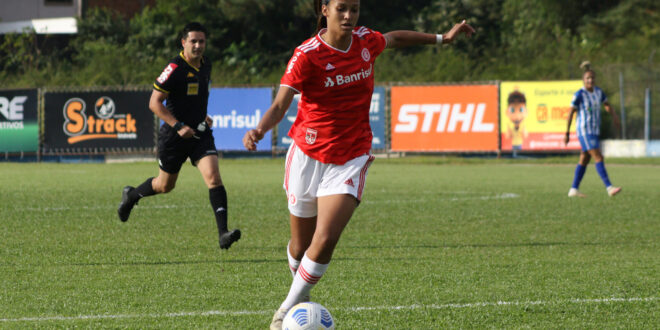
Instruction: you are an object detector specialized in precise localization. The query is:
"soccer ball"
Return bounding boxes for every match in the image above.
[282,302,335,330]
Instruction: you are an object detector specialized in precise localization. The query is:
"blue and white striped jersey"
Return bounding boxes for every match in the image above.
[571,86,607,136]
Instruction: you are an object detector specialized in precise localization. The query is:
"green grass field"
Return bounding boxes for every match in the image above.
[1,157,658,328]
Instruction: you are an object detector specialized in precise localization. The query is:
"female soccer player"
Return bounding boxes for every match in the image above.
[564,62,622,197]
[242,1,474,328]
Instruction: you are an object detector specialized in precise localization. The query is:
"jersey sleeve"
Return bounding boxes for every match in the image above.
[356,26,387,58]
[571,90,582,108]
[153,62,179,93]
[280,49,310,94]
[599,88,608,103]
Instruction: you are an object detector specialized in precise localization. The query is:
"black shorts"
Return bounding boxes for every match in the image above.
[157,125,218,174]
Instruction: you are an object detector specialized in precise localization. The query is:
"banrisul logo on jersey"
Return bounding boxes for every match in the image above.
[43,91,155,152]
[325,64,372,88]
[0,89,38,152]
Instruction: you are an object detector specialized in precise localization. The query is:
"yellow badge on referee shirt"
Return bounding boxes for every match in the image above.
[187,83,199,95]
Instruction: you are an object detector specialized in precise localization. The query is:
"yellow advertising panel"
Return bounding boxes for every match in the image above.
[500,81,583,151]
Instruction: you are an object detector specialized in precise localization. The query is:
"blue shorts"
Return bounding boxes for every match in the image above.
[578,134,600,152]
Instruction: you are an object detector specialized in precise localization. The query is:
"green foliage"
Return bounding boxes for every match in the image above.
[0,0,657,90]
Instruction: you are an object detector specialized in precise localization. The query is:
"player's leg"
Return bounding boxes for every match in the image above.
[288,214,316,276]
[196,154,241,249]
[588,148,621,196]
[271,195,356,330]
[274,153,373,318]
[118,169,178,222]
[118,125,186,222]
[569,136,591,197]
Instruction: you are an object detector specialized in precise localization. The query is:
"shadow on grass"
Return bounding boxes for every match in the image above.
[2,240,633,268]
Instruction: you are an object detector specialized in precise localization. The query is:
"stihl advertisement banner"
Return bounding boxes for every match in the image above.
[500,81,583,151]
[43,91,154,151]
[391,85,499,152]
[0,89,38,152]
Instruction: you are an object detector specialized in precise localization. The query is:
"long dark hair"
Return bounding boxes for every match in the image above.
[315,0,330,34]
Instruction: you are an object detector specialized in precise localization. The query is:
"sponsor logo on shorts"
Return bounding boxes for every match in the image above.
[305,128,317,144]
[344,178,355,188]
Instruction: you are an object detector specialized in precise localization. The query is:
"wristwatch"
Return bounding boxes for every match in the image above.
[173,121,184,131]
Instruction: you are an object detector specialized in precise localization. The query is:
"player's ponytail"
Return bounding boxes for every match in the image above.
[315,0,330,34]
[580,60,594,76]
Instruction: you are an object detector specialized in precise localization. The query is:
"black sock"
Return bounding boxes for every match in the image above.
[209,185,228,234]
[129,177,156,201]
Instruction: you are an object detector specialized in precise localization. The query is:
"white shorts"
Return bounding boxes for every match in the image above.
[283,142,375,218]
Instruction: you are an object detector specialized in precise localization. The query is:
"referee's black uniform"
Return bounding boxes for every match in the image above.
[153,51,217,173]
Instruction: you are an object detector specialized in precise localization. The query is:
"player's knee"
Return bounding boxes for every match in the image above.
[312,233,339,254]
[289,240,310,260]
[153,180,175,193]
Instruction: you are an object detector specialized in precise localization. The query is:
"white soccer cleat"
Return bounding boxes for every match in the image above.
[607,186,622,197]
[568,188,586,198]
[270,307,288,330]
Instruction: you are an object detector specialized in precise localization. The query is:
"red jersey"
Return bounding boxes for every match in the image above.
[281,26,387,165]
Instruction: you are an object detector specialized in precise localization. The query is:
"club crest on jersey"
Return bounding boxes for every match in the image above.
[361,48,370,62]
[305,128,317,144]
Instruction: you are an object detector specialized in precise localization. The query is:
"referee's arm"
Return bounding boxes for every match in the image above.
[149,89,193,137]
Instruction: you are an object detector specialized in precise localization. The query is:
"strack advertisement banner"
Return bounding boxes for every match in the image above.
[207,87,272,151]
[43,90,154,152]
[275,86,387,150]
[500,81,583,151]
[390,85,499,152]
[0,89,38,152]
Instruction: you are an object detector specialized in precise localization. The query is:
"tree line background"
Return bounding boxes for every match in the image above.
[1,0,658,138]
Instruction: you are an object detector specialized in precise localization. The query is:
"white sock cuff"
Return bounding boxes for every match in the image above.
[287,241,300,271]
[300,253,329,276]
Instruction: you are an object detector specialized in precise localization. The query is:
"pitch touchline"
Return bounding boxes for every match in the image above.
[1,297,656,323]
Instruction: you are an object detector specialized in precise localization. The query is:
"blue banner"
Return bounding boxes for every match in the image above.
[208,88,272,151]
[276,86,386,150]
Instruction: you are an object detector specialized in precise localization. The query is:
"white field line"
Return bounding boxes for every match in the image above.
[19,193,519,212]
[1,297,656,323]
[22,205,199,212]
[363,193,520,204]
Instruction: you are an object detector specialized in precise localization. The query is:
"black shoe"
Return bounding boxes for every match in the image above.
[219,229,241,249]
[117,186,137,222]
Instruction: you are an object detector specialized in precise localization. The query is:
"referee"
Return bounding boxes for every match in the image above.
[117,22,241,250]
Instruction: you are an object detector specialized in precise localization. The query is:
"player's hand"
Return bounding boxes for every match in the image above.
[243,128,264,151]
[205,115,213,128]
[564,132,570,146]
[444,20,475,43]
[177,125,195,139]
[613,116,621,133]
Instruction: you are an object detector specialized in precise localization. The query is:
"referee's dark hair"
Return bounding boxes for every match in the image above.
[181,22,208,40]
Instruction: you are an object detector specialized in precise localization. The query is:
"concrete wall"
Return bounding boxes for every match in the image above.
[0,0,79,22]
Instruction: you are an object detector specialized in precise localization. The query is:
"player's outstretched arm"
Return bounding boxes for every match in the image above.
[243,87,296,151]
[603,102,621,132]
[565,107,578,145]
[384,20,475,49]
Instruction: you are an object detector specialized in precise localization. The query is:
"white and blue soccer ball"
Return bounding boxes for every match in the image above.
[282,302,335,330]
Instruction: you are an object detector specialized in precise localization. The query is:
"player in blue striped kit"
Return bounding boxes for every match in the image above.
[564,62,621,197]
